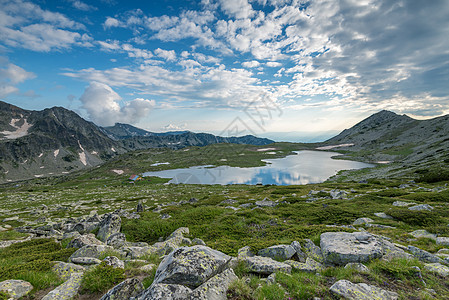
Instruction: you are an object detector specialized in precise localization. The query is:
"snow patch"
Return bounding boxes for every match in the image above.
[111,147,116,152]
[0,118,32,139]
[34,174,43,178]
[38,153,43,158]
[40,166,44,169]
[91,151,98,155]
[150,162,170,166]
[79,152,87,166]
[112,169,124,175]
[54,149,60,158]
[77,140,85,151]
[257,148,277,152]
[266,152,276,154]
[376,161,392,164]
[316,143,355,150]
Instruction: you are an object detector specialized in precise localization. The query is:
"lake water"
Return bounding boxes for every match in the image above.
[143,150,373,185]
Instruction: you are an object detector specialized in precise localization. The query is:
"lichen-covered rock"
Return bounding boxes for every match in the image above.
[344,263,369,272]
[189,268,238,300]
[69,244,113,261]
[151,227,190,255]
[244,256,292,275]
[284,258,323,273]
[140,264,156,272]
[257,244,296,261]
[100,278,144,300]
[70,257,102,265]
[153,245,231,289]
[330,279,398,300]
[290,241,307,262]
[237,246,254,259]
[255,199,277,207]
[0,280,33,299]
[424,263,449,277]
[41,272,83,300]
[321,232,383,265]
[139,283,192,300]
[353,218,374,225]
[106,232,127,249]
[67,233,104,249]
[303,239,324,263]
[408,204,434,211]
[192,238,206,246]
[374,212,393,219]
[97,214,121,242]
[409,230,437,241]
[103,256,125,269]
[392,201,415,207]
[380,239,413,261]
[52,261,85,281]
[436,237,449,246]
[408,246,443,263]
[121,246,155,259]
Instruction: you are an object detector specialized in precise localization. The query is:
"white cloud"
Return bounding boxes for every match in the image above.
[218,0,254,19]
[242,60,260,68]
[162,123,186,131]
[154,48,176,61]
[103,17,121,28]
[79,82,155,126]
[266,61,282,67]
[70,0,97,11]
[0,60,35,98]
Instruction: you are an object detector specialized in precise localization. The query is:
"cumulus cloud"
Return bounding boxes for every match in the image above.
[0,60,35,98]
[162,123,187,131]
[0,0,91,51]
[103,17,121,28]
[70,0,97,11]
[79,82,155,126]
[154,48,176,61]
[218,0,254,19]
[242,60,261,68]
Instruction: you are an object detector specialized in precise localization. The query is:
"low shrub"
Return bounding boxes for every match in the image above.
[388,208,441,227]
[81,262,125,293]
[417,168,449,183]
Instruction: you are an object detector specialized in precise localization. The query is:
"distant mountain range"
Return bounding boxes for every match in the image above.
[0,101,273,182]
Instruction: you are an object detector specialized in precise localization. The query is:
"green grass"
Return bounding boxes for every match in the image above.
[80,262,125,293]
[0,230,28,240]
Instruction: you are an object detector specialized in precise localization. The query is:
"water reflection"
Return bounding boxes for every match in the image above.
[143,150,373,185]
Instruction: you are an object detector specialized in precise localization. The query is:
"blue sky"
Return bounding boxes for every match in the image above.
[1,0,449,142]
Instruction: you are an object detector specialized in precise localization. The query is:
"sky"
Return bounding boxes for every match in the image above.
[1,0,449,142]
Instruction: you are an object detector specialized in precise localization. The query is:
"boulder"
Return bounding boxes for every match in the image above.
[237,246,254,259]
[320,232,383,265]
[97,214,121,242]
[152,245,231,289]
[139,283,192,300]
[353,218,374,225]
[424,263,449,277]
[106,232,127,249]
[243,256,292,275]
[408,246,443,263]
[303,239,324,263]
[192,238,206,246]
[409,230,437,241]
[330,189,348,199]
[284,258,323,273]
[67,233,104,249]
[52,261,85,281]
[41,272,83,300]
[140,264,156,273]
[100,278,144,300]
[436,237,449,246]
[255,199,277,207]
[408,204,434,211]
[121,246,155,259]
[70,257,102,265]
[136,201,144,213]
[330,279,398,300]
[189,268,238,300]
[392,201,415,207]
[374,213,393,219]
[257,244,296,261]
[103,256,125,269]
[344,263,369,272]
[69,244,113,261]
[0,280,33,299]
[290,241,307,262]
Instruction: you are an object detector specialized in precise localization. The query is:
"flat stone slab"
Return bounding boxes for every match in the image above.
[257,244,296,261]
[353,218,374,225]
[189,269,238,300]
[424,263,449,277]
[436,237,449,246]
[52,261,85,281]
[41,272,83,300]
[408,204,434,211]
[244,256,291,275]
[0,280,33,299]
[410,230,437,240]
[330,279,398,300]
[321,232,383,265]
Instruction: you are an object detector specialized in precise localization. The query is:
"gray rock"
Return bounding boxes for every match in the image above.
[436,237,449,246]
[189,268,238,300]
[408,204,434,211]
[67,233,104,249]
[137,201,144,213]
[62,231,81,240]
[257,244,296,261]
[70,257,102,265]
[221,199,237,205]
[97,214,121,242]
[344,263,369,272]
[106,232,127,249]
[392,201,415,207]
[69,244,113,260]
[100,278,144,300]
[321,232,383,265]
[121,246,154,259]
[330,189,348,199]
[353,218,374,225]
[303,239,324,263]
[243,256,292,275]
[52,261,85,281]
[330,279,398,300]
[41,272,83,300]
[284,258,323,273]
[0,280,33,299]
[139,283,192,300]
[192,238,206,246]
[238,246,254,258]
[103,256,125,269]
[409,230,437,241]
[374,212,393,219]
[408,246,443,263]
[290,241,307,262]
[140,264,156,272]
[424,263,449,277]
[255,199,277,207]
[153,245,231,289]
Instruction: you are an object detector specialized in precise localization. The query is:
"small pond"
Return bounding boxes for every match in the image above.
[143,150,373,185]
